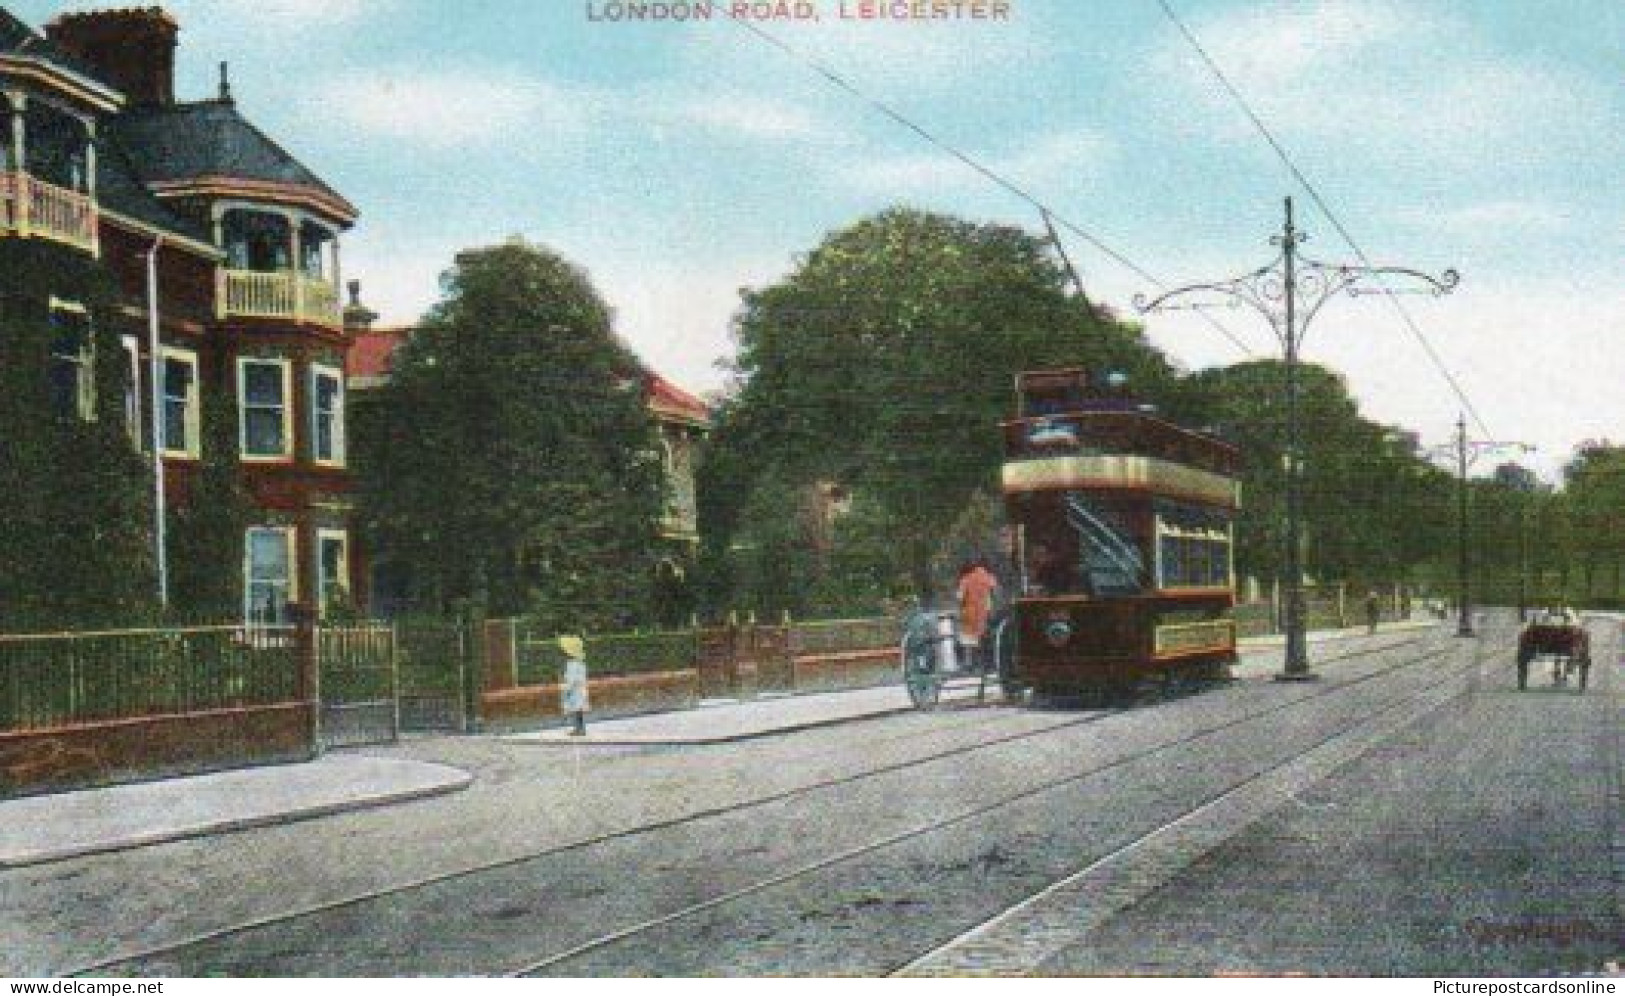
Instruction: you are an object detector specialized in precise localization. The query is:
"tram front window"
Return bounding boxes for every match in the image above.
[1022,492,1148,598]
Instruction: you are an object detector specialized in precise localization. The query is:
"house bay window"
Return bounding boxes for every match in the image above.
[310,364,344,465]
[245,527,295,624]
[161,348,200,457]
[239,357,291,459]
[46,301,93,421]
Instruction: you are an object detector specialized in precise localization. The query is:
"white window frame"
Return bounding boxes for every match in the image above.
[238,357,293,461]
[120,335,141,447]
[243,526,298,624]
[47,297,94,422]
[309,363,345,467]
[316,528,350,618]
[160,346,201,459]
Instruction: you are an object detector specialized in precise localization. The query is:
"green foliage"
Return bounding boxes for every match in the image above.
[0,241,157,631]
[701,207,1173,610]
[356,239,667,630]
[1172,359,1454,588]
[167,349,254,620]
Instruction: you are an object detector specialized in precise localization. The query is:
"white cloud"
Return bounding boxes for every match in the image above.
[838,127,1115,196]
[665,93,822,140]
[1393,200,1571,238]
[317,68,586,150]
[1148,0,1616,169]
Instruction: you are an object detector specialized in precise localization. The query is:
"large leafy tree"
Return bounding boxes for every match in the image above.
[356,241,666,629]
[700,207,1174,610]
[1559,442,1625,604]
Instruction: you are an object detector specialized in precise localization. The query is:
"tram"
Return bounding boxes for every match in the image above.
[998,369,1241,695]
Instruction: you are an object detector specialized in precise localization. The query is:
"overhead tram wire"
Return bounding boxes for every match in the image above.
[726,16,1255,359]
[1154,0,1491,437]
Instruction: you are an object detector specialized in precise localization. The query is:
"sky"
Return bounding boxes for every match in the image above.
[13,0,1623,481]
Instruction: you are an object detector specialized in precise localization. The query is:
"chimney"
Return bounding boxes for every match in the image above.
[46,8,180,108]
[343,280,378,334]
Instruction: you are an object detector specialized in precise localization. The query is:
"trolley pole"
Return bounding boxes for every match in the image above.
[1456,415,1472,637]
[1136,197,1457,679]
[1426,418,1534,639]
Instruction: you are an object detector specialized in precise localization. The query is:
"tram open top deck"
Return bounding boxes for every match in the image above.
[998,369,1241,693]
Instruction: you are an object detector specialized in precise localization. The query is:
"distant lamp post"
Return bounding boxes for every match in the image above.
[1424,418,1534,637]
[1136,197,1458,679]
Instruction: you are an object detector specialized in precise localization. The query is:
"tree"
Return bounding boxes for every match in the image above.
[1560,441,1625,605]
[1172,360,1453,590]
[0,241,156,630]
[356,240,667,629]
[701,207,1173,611]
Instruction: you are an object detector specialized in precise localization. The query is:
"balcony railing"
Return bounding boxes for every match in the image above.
[0,171,98,254]
[220,268,341,326]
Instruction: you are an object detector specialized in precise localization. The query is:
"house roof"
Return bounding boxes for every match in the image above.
[109,99,357,224]
[0,7,108,84]
[346,326,412,385]
[344,324,711,426]
[646,372,711,426]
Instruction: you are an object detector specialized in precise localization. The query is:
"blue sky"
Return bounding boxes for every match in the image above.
[15,0,1623,479]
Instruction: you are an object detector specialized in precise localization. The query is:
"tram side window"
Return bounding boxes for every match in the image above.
[1155,500,1232,590]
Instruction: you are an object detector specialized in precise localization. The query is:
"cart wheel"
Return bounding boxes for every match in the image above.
[901,633,941,710]
[1578,658,1590,692]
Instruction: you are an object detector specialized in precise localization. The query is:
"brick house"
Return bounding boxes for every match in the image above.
[1,6,360,621]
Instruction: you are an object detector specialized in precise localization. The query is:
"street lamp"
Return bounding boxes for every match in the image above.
[1136,197,1457,679]
[1423,417,1534,637]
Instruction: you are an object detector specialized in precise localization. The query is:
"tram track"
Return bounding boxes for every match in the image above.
[512,630,1485,977]
[74,627,1460,976]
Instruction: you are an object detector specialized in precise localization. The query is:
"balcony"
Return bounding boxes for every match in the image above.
[219,269,340,326]
[0,171,98,253]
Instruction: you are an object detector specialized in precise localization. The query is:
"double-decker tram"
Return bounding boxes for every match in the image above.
[998,369,1241,696]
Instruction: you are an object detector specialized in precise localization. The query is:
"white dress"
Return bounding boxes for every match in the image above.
[561,659,590,713]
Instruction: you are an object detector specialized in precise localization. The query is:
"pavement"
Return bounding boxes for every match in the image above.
[0,754,471,870]
[0,617,1440,872]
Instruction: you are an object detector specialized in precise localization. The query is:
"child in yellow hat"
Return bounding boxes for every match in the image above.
[559,635,589,736]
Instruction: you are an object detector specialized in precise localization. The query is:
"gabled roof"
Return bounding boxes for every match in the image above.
[647,372,711,427]
[109,99,356,224]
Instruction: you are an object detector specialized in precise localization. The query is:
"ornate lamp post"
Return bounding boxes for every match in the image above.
[1424,418,1534,637]
[1136,197,1457,679]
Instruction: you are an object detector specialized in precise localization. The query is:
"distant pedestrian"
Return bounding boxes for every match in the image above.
[1365,590,1381,635]
[559,635,589,736]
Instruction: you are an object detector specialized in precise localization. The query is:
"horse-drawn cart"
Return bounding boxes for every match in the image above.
[1516,609,1590,691]
[900,608,1014,709]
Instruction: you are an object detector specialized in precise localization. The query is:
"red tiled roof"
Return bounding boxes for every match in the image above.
[346,326,412,382]
[344,325,711,426]
[647,372,711,424]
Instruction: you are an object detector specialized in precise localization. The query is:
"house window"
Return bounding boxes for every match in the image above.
[317,530,350,617]
[239,358,291,459]
[161,348,200,457]
[121,336,141,446]
[47,302,93,421]
[245,527,296,624]
[310,364,344,465]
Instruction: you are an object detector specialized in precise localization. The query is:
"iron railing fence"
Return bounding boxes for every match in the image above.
[0,624,298,732]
